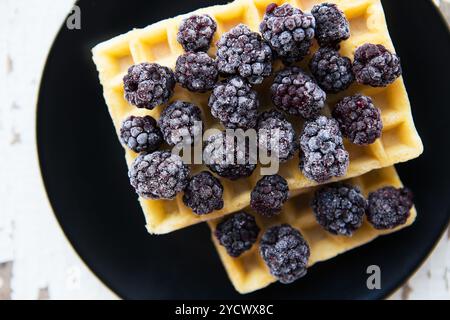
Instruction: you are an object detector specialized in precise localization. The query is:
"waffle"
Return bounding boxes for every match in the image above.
[208,166,417,294]
[92,0,423,234]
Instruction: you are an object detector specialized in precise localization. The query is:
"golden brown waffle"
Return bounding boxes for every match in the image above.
[92,0,423,234]
[208,166,417,294]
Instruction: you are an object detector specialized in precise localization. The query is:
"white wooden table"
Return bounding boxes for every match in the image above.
[0,0,448,300]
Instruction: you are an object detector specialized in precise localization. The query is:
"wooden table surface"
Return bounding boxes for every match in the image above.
[0,0,448,300]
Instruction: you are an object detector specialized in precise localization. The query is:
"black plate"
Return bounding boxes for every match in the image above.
[37,0,450,299]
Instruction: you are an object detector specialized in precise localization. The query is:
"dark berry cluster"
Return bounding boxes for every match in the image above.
[312,183,367,236]
[129,151,190,200]
[367,187,413,229]
[260,224,310,284]
[251,174,289,218]
[215,212,260,257]
[209,76,259,130]
[257,110,297,163]
[175,52,218,92]
[183,171,224,215]
[177,14,217,52]
[271,66,326,119]
[299,116,349,183]
[333,95,383,145]
[120,115,163,153]
[217,24,273,85]
[158,101,203,146]
[311,3,350,47]
[123,63,175,110]
[260,3,316,63]
[310,47,354,93]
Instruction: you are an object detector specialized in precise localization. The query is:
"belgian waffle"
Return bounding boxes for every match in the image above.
[92,0,423,234]
[208,166,417,294]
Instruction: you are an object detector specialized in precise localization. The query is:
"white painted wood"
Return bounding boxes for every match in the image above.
[0,0,448,300]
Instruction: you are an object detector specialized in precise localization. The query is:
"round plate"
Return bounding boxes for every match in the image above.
[37,0,450,299]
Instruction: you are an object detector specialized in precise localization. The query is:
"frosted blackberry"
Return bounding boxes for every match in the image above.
[353,44,402,87]
[260,3,316,63]
[128,151,190,200]
[215,212,260,257]
[183,171,224,215]
[123,63,175,110]
[312,184,367,236]
[257,110,296,163]
[177,14,217,52]
[175,52,218,92]
[333,95,383,145]
[216,24,273,85]
[204,131,256,180]
[367,187,413,230]
[260,224,310,284]
[158,101,203,146]
[299,116,349,183]
[208,77,259,130]
[251,175,289,218]
[271,66,326,119]
[310,47,354,93]
[311,3,350,47]
[119,115,163,153]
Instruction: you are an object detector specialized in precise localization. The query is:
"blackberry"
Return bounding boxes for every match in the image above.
[119,115,163,153]
[332,95,383,145]
[312,184,367,236]
[260,224,310,284]
[311,3,350,47]
[216,24,273,85]
[309,47,354,93]
[271,66,326,119]
[123,63,175,110]
[260,3,315,63]
[215,212,260,257]
[257,110,296,163]
[353,44,402,87]
[299,116,349,183]
[177,14,217,52]
[204,131,257,180]
[128,151,190,200]
[251,175,289,218]
[158,101,203,146]
[175,52,218,92]
[208,77,259,130]
[183,171,224,215]
[367,187,413,230]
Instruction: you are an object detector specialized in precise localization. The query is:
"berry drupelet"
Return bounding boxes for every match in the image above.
[204,131,257,180]
[309,47,354,93]
[257,110,297,163]
[332,95,383,145]
[119,115,163,153]
[128,151,190,200]
[260,3,316,63]
[175,52,218,92]
[208,76,259,130]
[260,224,310,284]
[312,183,367,236]
[299,116,349,183]
[158,101,203,146]
[251,174,289,218]
[177,14,217,52]
[271,66,326,119]
[215,211,260,257]
[183,171,224,215]
[367,187,413,229]
[353,43,402,87]
[123,63,175,110]
[311,3,350,47]
[216,24,273,85]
